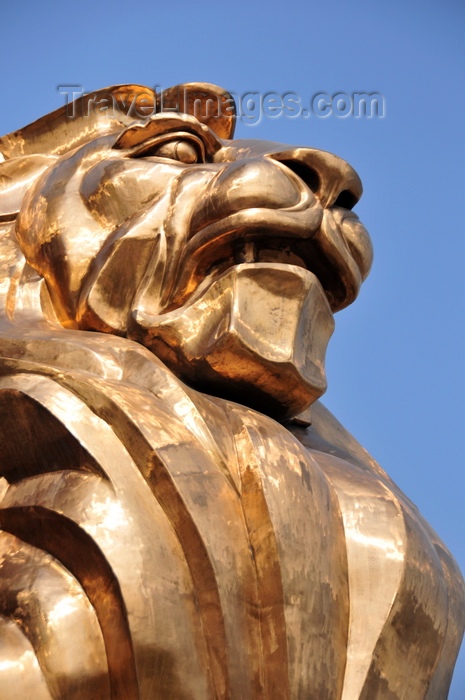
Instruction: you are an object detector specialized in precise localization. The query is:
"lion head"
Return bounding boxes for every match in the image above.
[0,83,372,419]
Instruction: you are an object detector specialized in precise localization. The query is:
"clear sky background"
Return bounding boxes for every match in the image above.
[1,0,464,695]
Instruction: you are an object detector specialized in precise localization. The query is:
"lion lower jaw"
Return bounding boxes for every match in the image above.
[129,263,334,421]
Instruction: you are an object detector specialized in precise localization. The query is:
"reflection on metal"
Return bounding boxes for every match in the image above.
[0,83,463,699]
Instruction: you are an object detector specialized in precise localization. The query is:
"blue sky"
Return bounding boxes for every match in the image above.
[1,0,464,694]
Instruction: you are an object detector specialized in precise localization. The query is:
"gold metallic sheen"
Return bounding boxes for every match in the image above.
[0,84,463,699]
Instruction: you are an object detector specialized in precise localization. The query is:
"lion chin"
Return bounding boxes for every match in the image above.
[0,83,463,700]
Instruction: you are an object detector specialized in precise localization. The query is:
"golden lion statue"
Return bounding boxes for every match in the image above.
[0,83,463,699]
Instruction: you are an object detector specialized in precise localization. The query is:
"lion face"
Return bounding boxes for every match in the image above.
[9,84,372,419]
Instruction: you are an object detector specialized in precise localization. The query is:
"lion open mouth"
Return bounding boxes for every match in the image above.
[167,206,371,314]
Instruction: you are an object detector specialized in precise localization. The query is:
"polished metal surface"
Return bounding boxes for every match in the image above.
[0,83,463,699]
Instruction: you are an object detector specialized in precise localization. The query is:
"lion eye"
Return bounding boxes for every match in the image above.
[117,126,207,163]
[148,139,200,164]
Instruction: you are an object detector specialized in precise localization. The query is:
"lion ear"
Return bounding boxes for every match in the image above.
[0,154,58,221]
[160,83,236,139]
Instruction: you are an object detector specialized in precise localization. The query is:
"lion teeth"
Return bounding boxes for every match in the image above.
[234,241,257,264]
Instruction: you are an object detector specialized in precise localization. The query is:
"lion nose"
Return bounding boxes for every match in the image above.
[189,157,305,233]
[217,157,303,208]
[267,147,363,209]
